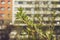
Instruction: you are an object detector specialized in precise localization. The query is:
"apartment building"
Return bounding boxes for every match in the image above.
[0,0,12,25]
[12,0,60,26]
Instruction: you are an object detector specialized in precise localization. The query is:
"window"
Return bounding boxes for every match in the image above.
[34,7,40,11]
[0,20,4,26]
[0,14,4,17]
[8,7,11,11]
[34,8,38,11]
[15,1,23,4]
[43,1,48,4]
[52,8,60,11]
[18,1,23,4]
[52,1,60,4]
[1,1,5,4]
[35,1,39,4]
[27,1,32,4]
[26,14,31,17]
[25,8,31,11]
[8,1,11,4]
[1,7,5,11]
[8,0,10,1]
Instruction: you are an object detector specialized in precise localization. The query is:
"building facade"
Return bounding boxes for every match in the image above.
[0,0,12,25]
[12,0,60,26]
[12,0,60,40]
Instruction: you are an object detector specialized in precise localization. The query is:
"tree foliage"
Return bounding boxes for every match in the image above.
[15,1,56,39]
[15,6,56,40]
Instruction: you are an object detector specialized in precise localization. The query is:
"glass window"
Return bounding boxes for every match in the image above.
[8,1,11,4]
[34,7,40,11]
[0,14,4,17]
[52,8,60,11]
[27,1,32,4]
[8,7,11,10]
[15,1,23,4]
[26,14,31,17]
[1,1,5,4]
[35,1,39,4]
[1,7,5,11]
[52,1,60,4]
[8,0,10,1]
[18,1,23,4]
[25,8,31,11]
